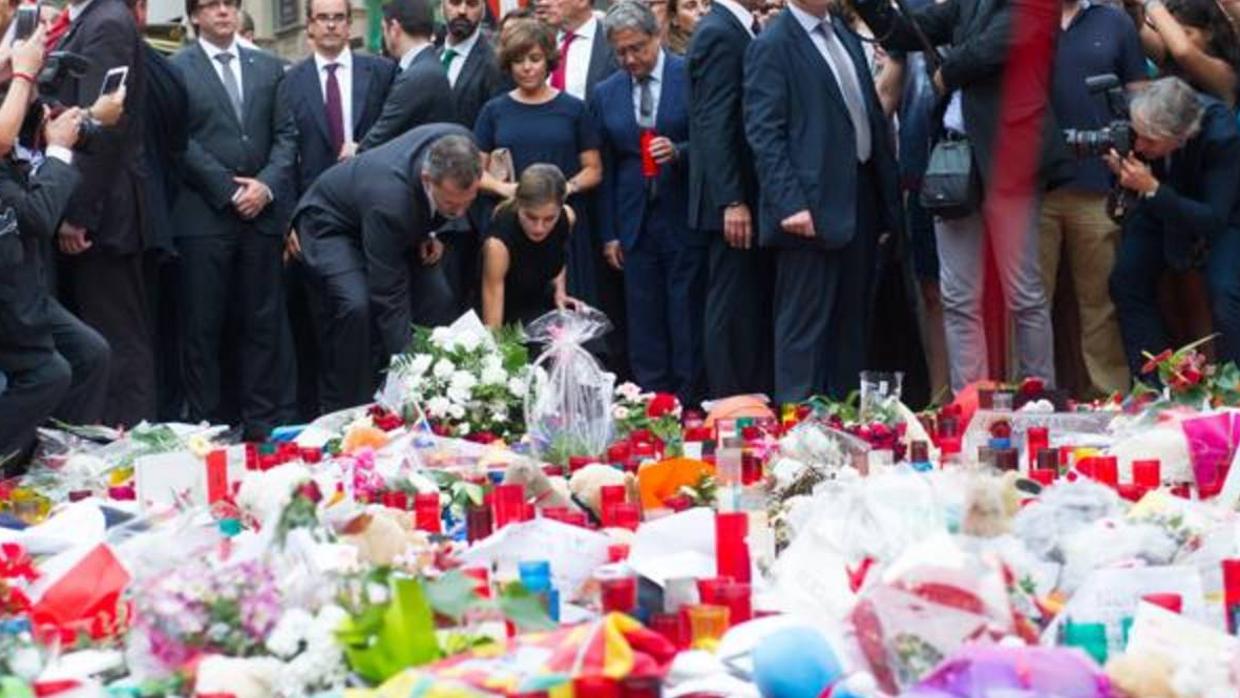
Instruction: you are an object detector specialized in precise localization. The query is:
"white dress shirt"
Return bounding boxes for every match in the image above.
[443,27,481,88]
[315,48,354,144]
[561,15,598,101]
[200,37,245,99]
[715,0,757,37]
[631,49,665,127]
[398,41,433,72]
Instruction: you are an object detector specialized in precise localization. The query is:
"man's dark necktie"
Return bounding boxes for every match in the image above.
[751,17,762,35]
[324,63,345,155]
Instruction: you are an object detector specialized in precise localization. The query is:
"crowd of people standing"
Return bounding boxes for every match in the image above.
[5,0,1240,468]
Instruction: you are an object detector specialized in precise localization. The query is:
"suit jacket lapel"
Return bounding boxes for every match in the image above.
[833,17,884,125]
[298,60,332,146]
[239,46,259,129]
[786,14,848,114]
[456,47,482,95]
[352,59,372,131]
[193,43,243,129]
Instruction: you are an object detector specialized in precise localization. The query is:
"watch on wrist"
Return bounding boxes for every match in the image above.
[1142,185,1158,199]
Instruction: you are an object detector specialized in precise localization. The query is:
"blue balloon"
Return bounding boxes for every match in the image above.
[752,626,851,698]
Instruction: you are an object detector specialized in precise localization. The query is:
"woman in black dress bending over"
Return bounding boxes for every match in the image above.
[481,164,580,328]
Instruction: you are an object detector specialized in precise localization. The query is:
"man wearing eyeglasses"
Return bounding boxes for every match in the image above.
[279,0,396,418]
[170,0,297,440]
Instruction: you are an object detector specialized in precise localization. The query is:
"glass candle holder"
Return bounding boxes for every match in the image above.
[686,604,730,650]
[599,574,638,614]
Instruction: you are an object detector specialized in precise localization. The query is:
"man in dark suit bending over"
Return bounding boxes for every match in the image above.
[687,0,772,399]
[293,125,482,411]
[743,0,902,404]
[359,0,456,151]
[171,0,297,439]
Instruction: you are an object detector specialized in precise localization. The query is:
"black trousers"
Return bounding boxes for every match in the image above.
[62,251,155,427]
[285,257,321,422]
[772,163,879,404]
[306,266,374,413]
[177,233,291,437]
[703,232,775,400]
[0,301,110,469]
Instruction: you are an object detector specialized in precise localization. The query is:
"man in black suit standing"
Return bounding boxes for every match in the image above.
[687,0,772,400]
[744,0,903,404]
[358,0,455,151]
[281,0,397,418]
[171,0,297,439]
[441,0,502,129]
[53,0,151,428]
[293,125,482,410]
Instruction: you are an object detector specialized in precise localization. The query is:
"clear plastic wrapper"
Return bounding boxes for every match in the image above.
[523,307,616,463]
[903,645,1112,698]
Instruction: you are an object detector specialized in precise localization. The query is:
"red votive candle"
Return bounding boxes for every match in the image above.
[697,577,732,606]
[1132,459,1161,488]
[1030,469,1057,487]
[717,580,753,626]
[610,502,641,531]
[619,675,662,698]
[630,429,653,444]
[1223,559,1240,633]
[466,504,492,542]
[1094,456,1119,487]
[1142,593,1183,614]
[599,485,627,526]
[540,506,569,521]
[649,611,686,649]
[600,574,638,614]
[414,492,441,533]
[562,510,588,528]
[1025,426,1049,469]
[716,512,750,583]
[633,441,657,462]
[607,442,632,464]
[493,484,524,529]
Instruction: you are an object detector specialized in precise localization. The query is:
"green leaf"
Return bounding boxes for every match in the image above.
[425,570,481,622]
[497,582,557,632]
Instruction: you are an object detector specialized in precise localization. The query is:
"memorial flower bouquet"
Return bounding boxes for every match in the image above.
[612,383,683,454]
[385,314,531,443]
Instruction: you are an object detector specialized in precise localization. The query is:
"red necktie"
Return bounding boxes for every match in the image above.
[549,31,576,90]
[324,63,345,156]
[46,7,71,49]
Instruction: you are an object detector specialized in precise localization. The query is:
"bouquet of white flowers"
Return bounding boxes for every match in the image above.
[381,312,531,443]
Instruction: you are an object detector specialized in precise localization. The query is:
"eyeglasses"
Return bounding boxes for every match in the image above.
[312,12,348,23]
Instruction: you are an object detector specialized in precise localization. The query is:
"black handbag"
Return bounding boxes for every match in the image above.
[919,137,980,220]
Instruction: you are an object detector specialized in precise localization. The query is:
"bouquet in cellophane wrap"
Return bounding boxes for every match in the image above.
[523,308,616,465]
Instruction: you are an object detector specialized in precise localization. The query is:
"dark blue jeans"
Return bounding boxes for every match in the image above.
[1110,215,1240,374]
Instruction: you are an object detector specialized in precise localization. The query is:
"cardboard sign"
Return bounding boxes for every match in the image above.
[134,447,245,511]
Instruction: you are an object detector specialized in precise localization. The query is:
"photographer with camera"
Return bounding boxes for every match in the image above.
[0,25,111,472]
[1108,77,1240,376]
[1040,0,1147,398]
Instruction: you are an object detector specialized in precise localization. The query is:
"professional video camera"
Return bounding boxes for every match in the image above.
[1063,74,1132,158]
[9,51,101,150]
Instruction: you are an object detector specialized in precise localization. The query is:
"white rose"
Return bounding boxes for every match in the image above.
[427,396,451,417]
[447,385,471,405]
[450,371,478,392]
[448,404,466,420]
[483,354,503,372]
[481,365,508,386]
[433,358,455,379]
[430,327,453,349]
[409,354,433,377]
[616,382,643,401]
[508,376,528,396]
[456,331,482,352]
[613,406,630,420]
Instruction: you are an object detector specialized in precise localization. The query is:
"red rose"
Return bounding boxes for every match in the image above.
[646,393,679,418]
[1019,377,1045,397]
[467,431,498,444]
[990,420,1012,439]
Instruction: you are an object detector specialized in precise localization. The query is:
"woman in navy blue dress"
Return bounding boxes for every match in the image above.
[474,18,603,308]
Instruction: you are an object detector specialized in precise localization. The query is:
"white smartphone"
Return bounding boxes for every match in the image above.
[99,66,129,97]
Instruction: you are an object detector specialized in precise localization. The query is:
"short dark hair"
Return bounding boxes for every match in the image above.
[498,17,559,75]
[381,0,435,37]
[306,0,352,20]
[424,134,483,188]
[185,0,240,27]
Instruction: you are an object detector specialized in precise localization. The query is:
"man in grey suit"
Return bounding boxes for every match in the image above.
[171,0,297,440]
[293,125,481,411]
[358,0,456,151]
